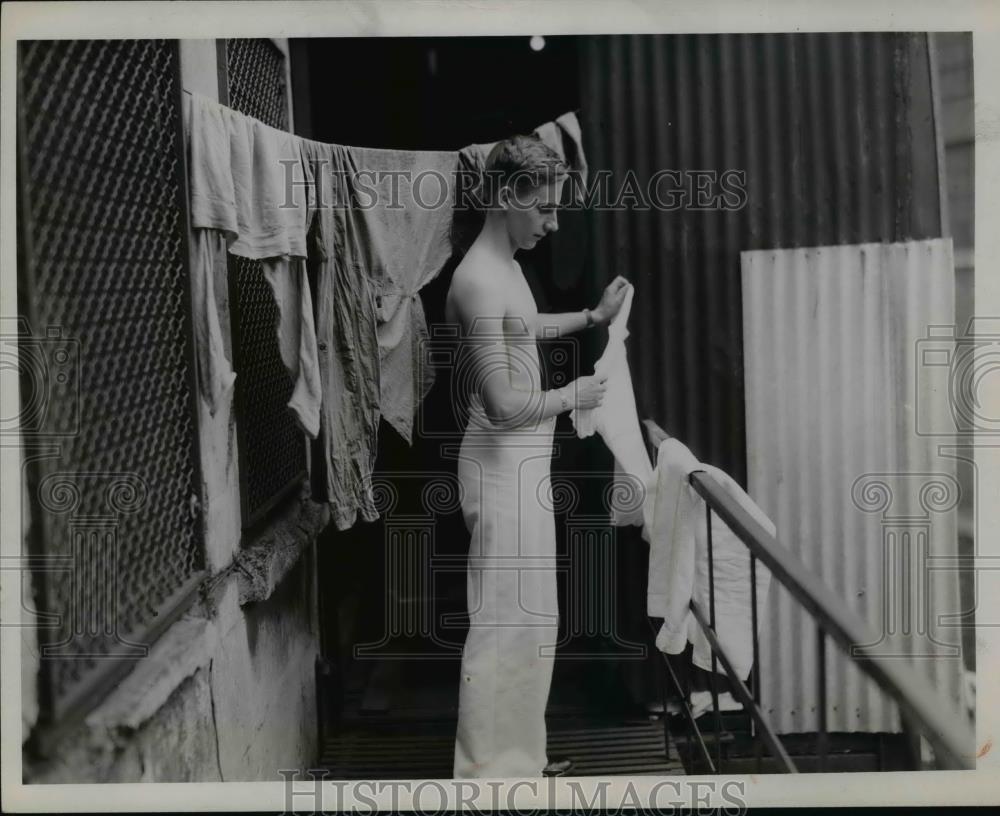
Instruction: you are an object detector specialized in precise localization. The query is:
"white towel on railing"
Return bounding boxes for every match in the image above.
[645,437,773,681]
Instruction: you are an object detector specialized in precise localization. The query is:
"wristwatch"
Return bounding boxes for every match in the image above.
[557,387,570,412]
[584,307,595,328]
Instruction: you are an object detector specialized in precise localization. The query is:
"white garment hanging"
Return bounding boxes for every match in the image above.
[186,91,322,436]
[644,437,773,682]
[189,229,236,416]
[262,258,321,438]
[570,283,652,526]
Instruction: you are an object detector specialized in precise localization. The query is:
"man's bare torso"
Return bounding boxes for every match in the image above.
[445,250,542,392]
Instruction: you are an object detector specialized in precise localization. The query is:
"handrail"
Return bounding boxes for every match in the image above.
[643,419,974,771]
[686,599,798,771]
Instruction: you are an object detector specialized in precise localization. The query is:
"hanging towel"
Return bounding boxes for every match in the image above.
[189,229,237,416]
[186,91,321,436]
[645,437,773,681]
[187,92,313,257]
[569,284,652,526]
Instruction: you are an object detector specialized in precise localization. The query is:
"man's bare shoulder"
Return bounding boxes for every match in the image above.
[452,248,509,296]
[447,249,511,326]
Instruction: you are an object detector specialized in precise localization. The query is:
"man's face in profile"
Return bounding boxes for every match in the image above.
[506,176,565,251]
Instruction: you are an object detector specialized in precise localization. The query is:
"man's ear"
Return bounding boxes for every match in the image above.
[497,185,511,211]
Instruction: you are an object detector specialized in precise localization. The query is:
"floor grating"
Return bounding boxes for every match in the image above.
[320,716,685,779]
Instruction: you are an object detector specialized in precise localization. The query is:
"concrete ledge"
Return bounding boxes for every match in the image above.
[66,494,329,734]
[85,615,218,732]
[234,493,330,606]
[26,494,328,771]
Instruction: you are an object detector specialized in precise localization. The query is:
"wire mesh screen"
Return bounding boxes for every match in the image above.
[16,39,205,723]
[223,39,306,525]
[229,256,310,516]
[225,38,289,131]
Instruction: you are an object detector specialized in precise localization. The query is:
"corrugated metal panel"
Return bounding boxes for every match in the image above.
[742,238,964,735]
[573,33,942,484]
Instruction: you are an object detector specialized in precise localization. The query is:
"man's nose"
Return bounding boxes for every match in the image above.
[545,214,559,234]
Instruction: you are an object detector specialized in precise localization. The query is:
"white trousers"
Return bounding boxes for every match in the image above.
[453,401,559,778]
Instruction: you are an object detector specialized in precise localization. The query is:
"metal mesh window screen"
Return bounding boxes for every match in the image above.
[229,256,309,517]
[225,38,289,131]
[16,39,205,725]
[223,39,306,525]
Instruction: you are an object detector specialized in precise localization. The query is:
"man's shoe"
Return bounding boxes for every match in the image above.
[542,757,574,776]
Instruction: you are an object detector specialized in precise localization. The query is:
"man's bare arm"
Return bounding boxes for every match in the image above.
[534,310,598,338]
[532,275,631,338]
[453,278,569,429]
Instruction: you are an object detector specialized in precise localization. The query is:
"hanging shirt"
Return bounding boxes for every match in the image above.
[261,257,321,438]
[334,146,463,445]
[569,284,652,526]
[296,139,382,529]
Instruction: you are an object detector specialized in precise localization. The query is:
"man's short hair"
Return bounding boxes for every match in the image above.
[482,134,568,204]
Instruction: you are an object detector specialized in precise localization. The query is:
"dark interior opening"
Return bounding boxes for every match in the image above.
[293,35,658,732]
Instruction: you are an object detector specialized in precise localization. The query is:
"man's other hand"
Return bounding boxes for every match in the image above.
[593,276,630,325]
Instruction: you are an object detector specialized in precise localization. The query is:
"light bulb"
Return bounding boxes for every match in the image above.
[530,35,546,52]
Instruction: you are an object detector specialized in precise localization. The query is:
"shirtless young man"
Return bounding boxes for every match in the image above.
[445,134,628,778]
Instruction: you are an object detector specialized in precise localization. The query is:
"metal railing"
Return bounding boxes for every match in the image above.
[642,419,974,772]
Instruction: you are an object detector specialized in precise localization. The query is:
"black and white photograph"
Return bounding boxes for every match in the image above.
[2,0,998,810]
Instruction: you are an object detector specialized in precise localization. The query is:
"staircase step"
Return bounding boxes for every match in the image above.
[712,752,881,774]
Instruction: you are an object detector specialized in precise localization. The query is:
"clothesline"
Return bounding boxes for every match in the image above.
[182,87,584,141]
[184,88,590,530]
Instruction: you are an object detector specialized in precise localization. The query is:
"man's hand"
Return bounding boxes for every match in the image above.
[571,373,609,410]
[592,276,630,326]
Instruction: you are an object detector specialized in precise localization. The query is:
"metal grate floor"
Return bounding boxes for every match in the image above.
[320,717,686,779]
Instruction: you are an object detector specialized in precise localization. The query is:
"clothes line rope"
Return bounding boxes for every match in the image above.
[182,89,590,530]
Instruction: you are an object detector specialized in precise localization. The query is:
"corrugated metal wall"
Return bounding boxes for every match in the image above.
[572,33,943,485]
[742,239,964,735]
[932,32,976,675]
[571,33,955,737]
